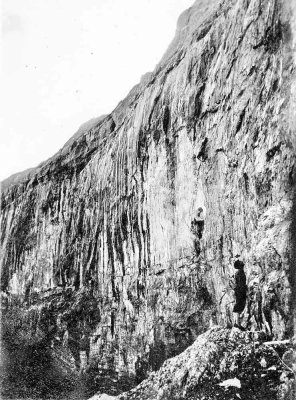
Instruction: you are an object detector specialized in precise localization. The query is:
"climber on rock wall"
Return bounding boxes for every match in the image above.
[190,207,205,257]
[196,207,205,239]
[231,255,247,330]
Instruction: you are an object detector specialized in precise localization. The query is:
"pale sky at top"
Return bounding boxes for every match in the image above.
[1,0,193,181]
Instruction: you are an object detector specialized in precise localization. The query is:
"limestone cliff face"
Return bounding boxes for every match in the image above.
[1,0,295,380]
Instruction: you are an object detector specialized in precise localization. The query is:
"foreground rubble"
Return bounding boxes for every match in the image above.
[111,327,295,400]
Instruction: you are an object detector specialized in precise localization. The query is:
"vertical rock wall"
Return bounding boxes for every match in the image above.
[1,0,295,378]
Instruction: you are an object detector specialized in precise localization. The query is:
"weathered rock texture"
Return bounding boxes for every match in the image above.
[116,327,295,400]
[1,0,295,388]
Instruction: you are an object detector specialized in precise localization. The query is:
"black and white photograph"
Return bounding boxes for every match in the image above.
[1,0,296,399]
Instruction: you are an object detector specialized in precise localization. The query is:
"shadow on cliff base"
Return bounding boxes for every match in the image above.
[0,308,88,400]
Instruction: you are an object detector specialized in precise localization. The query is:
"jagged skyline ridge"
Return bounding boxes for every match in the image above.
[1,0,193,182]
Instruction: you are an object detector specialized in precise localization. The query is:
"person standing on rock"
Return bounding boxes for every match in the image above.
[231,255,247,330]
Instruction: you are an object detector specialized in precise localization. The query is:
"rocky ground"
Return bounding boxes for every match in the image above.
[104,327,295,400]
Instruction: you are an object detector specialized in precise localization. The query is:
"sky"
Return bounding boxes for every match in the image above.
[1,0,193,181]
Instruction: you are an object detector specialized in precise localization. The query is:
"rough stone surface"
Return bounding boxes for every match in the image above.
[89,394,116,400]
[1,0,296,395]
[116,327,295,400]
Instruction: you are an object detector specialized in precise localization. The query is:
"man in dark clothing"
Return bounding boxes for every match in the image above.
[232,255,247,329]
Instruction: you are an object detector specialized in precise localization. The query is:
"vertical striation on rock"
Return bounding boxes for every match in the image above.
[1,0,295,392]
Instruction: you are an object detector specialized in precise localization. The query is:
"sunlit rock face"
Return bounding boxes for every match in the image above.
[1,0,295,380]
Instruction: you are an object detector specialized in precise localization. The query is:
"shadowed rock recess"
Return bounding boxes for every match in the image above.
[1,0,296,399]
